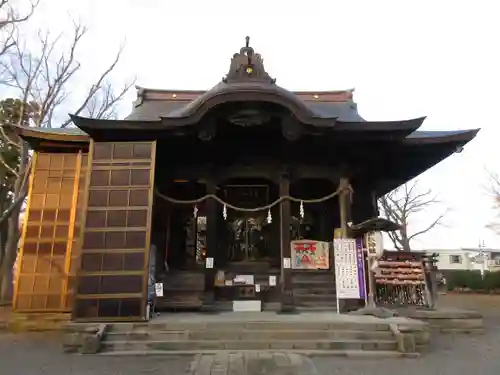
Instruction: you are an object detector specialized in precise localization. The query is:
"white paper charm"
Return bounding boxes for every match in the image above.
[154,282,164,297]
[269,275,277,286]
[283,257,291,269]
[255,284,261,292]
[205,257,214,269]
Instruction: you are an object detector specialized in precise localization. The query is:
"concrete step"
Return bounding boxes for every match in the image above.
[101,339,398,352]
[291,277,332,284]
[294,301,338,308]
[262,302,281,311]
[293,288,336,295]
[296,306,338,312]
[291,280,333,286]
[293,293,337,301]
[97,349,419,358]
[105,329,394,342]
[108,321,391,332]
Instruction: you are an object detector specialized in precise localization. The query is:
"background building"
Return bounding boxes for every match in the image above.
[428,248,500,273]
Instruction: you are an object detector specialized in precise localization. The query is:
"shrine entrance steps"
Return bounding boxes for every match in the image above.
[89,313,430,357]
[291,270,338,311]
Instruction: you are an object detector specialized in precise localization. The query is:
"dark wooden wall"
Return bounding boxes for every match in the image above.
[73,141,156,321]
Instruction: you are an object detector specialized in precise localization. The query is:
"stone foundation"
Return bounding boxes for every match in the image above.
[7,313,71,333]
[397,308,484,334]
[62,323,108,354]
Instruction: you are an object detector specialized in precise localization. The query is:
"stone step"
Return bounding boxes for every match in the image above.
[291,278,333,285]
[97,349,419,358]
[293,293,337,301]
[100,339,398,352]
[291,283,333,288]
[294,301,338,308]
[262,302,281,311]
[296,306,338,312]
[105,329,394,342]
[108,321,391,332]
[293,288,336,295]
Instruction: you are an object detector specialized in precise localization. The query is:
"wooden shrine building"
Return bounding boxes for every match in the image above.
[11,38,478,321]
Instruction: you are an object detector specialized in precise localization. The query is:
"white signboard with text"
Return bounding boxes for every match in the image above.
[333,239,363,299]
[365,231,384,258]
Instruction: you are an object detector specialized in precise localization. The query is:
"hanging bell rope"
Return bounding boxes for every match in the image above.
[154,183,353,212]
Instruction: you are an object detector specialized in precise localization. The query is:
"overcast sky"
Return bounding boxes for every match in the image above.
[18,0,500,250]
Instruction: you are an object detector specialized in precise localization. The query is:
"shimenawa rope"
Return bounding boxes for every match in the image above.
[154,184,353,212]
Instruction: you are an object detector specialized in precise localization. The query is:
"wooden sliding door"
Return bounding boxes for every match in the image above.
[14,151,85,312]
[73,141,156,321]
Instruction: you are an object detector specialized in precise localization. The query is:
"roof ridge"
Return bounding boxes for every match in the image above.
[135,86,355,96]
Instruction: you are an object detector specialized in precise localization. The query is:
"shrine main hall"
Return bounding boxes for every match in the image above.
[11,38,478,321]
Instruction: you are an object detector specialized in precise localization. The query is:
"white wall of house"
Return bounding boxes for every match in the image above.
[433,250,475,271]
[427,248,500,272]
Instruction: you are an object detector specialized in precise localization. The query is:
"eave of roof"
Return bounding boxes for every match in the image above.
[11,125,89,151]
[124,85,427,137]
[13,125,90,142]
[15,120,479,152]
[372,129,479,196]
[404,129,480,144]
[350,217,401,236]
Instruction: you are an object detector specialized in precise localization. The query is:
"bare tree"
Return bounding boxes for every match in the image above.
[486,172,500,234]
[0,20,135,302]
[379,180,447,251]
[0,0,41,57]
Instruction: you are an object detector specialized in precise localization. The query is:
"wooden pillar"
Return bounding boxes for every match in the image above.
[279,172,295,313]
[338,177,354,312]
[423,256,437,308]
[202,179,217,310]
[339,177,351,238]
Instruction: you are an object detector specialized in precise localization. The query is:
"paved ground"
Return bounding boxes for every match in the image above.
[315,317,500,375]
[0,333,192,375]
[1,294,500,375]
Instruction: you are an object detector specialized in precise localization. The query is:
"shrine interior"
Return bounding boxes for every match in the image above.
[150,132,343,278]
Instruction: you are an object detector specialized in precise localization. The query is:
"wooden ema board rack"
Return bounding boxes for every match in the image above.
[375,252,425,286]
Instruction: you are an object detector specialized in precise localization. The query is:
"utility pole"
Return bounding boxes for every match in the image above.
[478,240,487,278]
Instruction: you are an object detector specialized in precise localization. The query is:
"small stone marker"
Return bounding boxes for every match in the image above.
[187,352,318,375]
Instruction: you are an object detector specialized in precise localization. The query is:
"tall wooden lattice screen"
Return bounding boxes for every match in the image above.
[74,141,156,321]
[14,151,85,312]
[66,153,89,309]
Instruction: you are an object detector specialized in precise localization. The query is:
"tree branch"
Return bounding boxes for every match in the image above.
[60,44,132,127]
[0,0,41,29]
[379,180,446,251]
[407,210,447,241]
[486,171,500,233]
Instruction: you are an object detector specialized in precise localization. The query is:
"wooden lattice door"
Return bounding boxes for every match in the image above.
[14,151,86,312]
[73,141,156,321]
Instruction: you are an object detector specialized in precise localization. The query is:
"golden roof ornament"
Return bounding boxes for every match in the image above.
[223,36,276,84]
